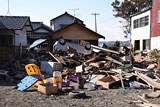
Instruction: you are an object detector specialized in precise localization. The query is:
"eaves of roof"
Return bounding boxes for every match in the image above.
[51,22,105,39]
[50,12,83,23]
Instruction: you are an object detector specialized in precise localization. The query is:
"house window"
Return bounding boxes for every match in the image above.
[135,40,140,50]
[133,19,138,28]
[145,15,149,26]
[158,10,160,23]
[133,15,149,29]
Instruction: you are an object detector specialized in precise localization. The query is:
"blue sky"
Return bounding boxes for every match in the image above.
[0,0,127,41]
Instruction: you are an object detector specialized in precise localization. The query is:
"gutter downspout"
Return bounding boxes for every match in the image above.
[149,9,152,50]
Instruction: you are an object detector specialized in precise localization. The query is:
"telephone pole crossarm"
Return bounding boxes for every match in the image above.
[91,13,100,32]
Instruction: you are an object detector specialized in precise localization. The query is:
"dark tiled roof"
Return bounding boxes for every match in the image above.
[31,22,42,30]
[0,16,30,30]
[31,22,53,32]
[50,12,84,23]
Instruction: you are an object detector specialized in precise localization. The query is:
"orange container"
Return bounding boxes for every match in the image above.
[53,71,62,89]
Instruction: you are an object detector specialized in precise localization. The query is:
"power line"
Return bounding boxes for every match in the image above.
[91,13,100,32]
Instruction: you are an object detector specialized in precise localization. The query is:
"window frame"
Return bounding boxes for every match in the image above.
[158,10,160,23]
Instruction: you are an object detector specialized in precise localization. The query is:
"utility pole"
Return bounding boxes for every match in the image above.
[6,0,11,16]
[91,13,100,32]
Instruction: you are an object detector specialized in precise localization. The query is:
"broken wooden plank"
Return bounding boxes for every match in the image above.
[48,52,60,63]
[98,70,118,74]
[144,91,160,98]
[89,62,104,68]
[137,73,160,89]
[137,103,160,107]
[105,56,123,65]
[119,70,125,89]
[89,74,105,83]
[91,45,120,54]
[85,56,105,64]
[133,67,149,72]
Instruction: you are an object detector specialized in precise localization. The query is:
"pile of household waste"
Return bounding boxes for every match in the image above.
[1,39,160,101]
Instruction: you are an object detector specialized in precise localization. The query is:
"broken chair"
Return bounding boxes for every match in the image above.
[25,64,44,86]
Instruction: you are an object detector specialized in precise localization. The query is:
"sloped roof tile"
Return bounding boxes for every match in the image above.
[0,16,30,30]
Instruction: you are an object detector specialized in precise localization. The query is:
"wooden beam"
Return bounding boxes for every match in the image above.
[137,73,160,89]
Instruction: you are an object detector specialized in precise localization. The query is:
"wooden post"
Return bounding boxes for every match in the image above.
[119,69,125,89]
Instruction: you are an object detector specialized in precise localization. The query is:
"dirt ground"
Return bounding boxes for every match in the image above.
[0,80,160,107]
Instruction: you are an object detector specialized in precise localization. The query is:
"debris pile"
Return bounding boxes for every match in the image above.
[1,39,160,105]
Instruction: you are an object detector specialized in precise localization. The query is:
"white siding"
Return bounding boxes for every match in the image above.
[14,28,27,46]
[52,15,75,31]
[131,10,151,51]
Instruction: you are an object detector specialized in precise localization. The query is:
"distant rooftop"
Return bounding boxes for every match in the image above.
[0,16,31,30]
[31,22,53,32]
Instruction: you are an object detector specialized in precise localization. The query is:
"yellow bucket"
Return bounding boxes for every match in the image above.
[53,71,62,89]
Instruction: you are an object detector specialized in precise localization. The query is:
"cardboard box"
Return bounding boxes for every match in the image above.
[38,84,58,95]
[96,76,120,89]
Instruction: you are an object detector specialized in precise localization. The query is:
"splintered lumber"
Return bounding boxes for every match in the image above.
[48,52,67,65]
[144,91,160,98]
[105,56,123,65]
[85,56,105,63]
[137,103,160,107]
[119,70,124,89]
[98,70,118,74]
[48,52,60,63]
[85,56,122,66]
[137,73,160,89]
[133,67,149,72]
[91,45,120,54]
[89,62,104,68]
[89,74,105,83]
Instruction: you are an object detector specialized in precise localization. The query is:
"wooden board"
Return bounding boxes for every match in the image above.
[137,103,160,107]
[137,73,160,89]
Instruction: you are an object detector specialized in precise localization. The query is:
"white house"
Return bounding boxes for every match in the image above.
[50,12,85,31]
[131,9,152,51]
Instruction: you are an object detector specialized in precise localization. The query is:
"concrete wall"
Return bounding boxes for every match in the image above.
[131,10,151,51]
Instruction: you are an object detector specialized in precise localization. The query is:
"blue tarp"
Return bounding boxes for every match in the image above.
[27,39,47,50]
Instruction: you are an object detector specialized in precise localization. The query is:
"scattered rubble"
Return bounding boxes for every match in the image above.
[1,39,160,106]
